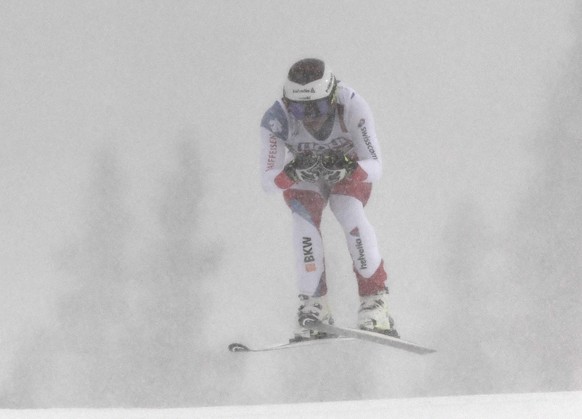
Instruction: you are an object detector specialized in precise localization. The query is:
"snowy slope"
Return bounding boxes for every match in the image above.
[1,0,581,409]
[3,392,582,418]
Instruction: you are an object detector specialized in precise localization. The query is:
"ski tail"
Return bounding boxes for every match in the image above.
[228,336,355,353]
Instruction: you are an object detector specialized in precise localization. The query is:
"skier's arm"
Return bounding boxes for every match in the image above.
[260,128,292,192]
[259,101,294,193]
[344,92,383,183]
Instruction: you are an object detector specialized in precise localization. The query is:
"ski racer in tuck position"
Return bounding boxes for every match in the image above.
[260,58,399,342]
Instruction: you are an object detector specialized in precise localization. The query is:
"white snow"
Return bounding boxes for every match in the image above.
[2,392,582,418]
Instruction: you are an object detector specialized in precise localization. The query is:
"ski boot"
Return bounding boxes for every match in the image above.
[290,294,336,343]
[358,289,400,338]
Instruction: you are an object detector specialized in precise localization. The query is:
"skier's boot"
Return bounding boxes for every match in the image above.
[290,294,335,343]
[358,289,400,338]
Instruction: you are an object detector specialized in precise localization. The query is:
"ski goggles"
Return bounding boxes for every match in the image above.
[285,96,335,120]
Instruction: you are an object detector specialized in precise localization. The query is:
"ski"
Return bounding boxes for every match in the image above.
[228,336,355,353]
[228,322,435,354]
[302,319,436,355]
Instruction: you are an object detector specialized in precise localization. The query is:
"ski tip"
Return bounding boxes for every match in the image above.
[228,343,250,352]
[413,347,437,355]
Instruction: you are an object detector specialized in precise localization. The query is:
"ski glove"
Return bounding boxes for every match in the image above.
[283,151,359,184]
[284,152,321,183]
[320,151,358,183]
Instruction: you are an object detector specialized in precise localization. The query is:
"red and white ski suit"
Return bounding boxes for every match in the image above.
[259,83,388,298]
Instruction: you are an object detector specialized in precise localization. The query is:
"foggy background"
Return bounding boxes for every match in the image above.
[1,0,581,408]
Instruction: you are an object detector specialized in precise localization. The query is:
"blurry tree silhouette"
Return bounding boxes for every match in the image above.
[507,5,582,391]
[424,202,508,395]
[425,5,582,396]
[2,146,132,406]
[1,137,231,407]
[123,136,223,406]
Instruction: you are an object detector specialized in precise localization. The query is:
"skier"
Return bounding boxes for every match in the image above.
[259,58,399,342]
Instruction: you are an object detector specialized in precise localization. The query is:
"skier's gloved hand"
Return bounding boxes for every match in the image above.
[284,152,321,183]
[320,151,358,183]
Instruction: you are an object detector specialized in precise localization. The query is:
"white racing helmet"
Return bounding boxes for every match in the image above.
[283,58,338,119]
